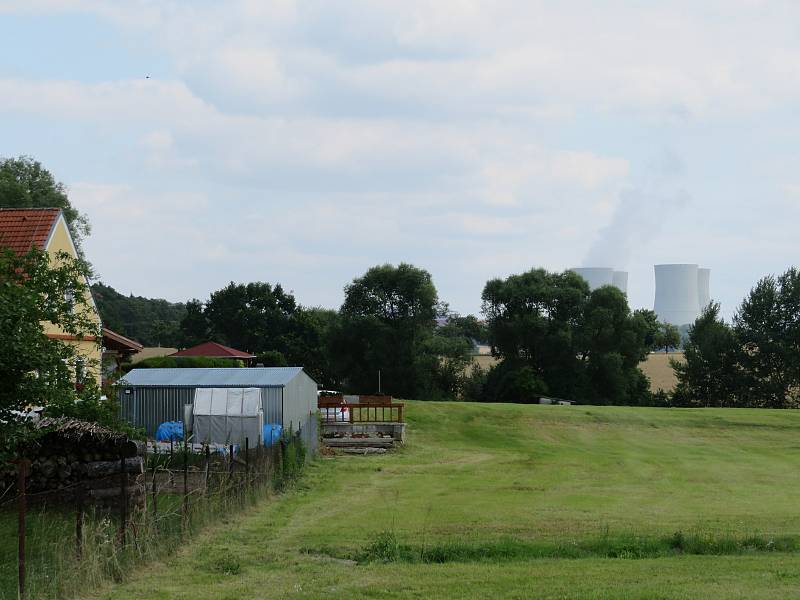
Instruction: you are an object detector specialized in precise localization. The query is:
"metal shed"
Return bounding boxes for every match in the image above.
[117,367,318,452]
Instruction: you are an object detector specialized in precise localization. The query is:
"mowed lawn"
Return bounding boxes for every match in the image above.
[93,402,800,600]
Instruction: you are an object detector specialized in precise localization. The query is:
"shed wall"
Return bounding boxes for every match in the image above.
[119,386,194,437]
[282,370,319,453]
[118,385,283,437]
[260,387,283,425]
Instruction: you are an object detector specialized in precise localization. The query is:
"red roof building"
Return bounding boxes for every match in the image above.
[0,208,62,255]
[171,341,256,362]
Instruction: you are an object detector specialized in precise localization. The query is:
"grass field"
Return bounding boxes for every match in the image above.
[81,402,800,598]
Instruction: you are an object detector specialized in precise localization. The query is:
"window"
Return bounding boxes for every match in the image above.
[75,357,86,391]
[64,287,75,314]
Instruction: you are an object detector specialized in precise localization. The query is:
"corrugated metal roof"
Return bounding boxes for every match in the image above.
[119,367,304,387]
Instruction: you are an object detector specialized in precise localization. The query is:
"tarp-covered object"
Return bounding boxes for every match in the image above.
[155,421,184,442]
[192,388,264,445]
[263,424,282,447]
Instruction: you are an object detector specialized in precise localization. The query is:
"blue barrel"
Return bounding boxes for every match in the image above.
[155,421,184,442]
[262,424,283,447]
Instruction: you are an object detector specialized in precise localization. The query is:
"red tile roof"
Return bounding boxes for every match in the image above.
[0,208,61,256]
[171,341,256,359]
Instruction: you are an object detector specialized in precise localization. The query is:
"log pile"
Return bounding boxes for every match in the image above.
[0,417,145,509]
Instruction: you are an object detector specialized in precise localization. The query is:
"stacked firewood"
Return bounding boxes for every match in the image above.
[0,418,145,509]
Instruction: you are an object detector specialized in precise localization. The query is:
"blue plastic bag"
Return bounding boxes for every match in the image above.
[155,421,184,442]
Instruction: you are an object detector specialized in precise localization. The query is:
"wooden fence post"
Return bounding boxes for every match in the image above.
[182,442,189,531]
[75,484,84,559]
[16,458,29,600]
[245,437,250,491]
[204,445,210,496]
[118,453,127,545]
[151,456,158,517]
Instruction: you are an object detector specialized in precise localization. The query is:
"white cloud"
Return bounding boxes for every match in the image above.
[2,1,800,315]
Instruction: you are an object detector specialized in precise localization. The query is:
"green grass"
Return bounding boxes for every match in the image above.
[54,403,800,597]
[0,495,188,600]
[0,506,74,599]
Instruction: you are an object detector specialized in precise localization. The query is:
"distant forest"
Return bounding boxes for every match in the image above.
[91,282,185,347]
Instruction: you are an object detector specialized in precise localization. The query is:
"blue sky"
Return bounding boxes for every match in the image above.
[1,0,799,318]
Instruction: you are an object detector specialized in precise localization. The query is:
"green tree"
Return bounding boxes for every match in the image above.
[204,282,297,353]
[0,248,102,457]
[734,268,800,408]
[579,286,652,404]
[424,329,473,399]
[481,268,588,400]
[654,322,681,353]
[672,303,743,407]
[0,156,91,258]
[178,298,209,348]
[92,282,186,347]
[671,270,800,409]
[481,269,652,405]
[182,283,342,387]
[332,263,466,398]
[255,350,289,367]
[632,308,681,353]
[280,307,341,388]
[439,314,489,346]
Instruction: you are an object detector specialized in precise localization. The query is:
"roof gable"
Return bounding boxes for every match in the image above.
[0,208,61,255]
[102,328,144,353]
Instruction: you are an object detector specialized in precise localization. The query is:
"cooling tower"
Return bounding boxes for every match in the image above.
[654,264,700,326]
[697,268,711,312]
[612,271,629,294]
[570,267,614,290]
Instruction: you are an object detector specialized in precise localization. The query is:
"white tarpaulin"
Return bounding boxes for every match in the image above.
[192,388,263,445]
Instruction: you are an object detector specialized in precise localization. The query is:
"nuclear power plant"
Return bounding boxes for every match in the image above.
[654,264,711,326]
[570,264,712,326]
[612,271,628,294]
[570,267,628,293]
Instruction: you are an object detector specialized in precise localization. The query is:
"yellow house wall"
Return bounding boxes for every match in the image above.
[42,217,102,383]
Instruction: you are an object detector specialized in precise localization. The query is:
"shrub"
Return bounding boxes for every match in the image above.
[255,350,288,367]
[124,356,244,371]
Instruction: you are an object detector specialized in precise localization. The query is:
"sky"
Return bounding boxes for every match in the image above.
[1,0,799,319]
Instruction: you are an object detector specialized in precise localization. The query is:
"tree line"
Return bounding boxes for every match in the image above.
[173,265,481,399]
[4,155,800,409]
[161,263,683,404]
[672,267,800,409]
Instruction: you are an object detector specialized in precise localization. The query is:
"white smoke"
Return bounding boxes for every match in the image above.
[582,187,689,266]
[583,150,691,267]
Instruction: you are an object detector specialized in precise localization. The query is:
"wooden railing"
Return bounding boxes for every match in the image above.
[318,395,404,423]
[347,402,403,423]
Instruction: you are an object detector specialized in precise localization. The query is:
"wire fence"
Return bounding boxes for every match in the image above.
[1,431,307,600]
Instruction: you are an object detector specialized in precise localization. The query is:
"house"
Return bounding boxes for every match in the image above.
[118,367,318,452]
[102,328,144,377]
[130,347,179,364]
[170,341,256,365]
[0,208,103,384]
